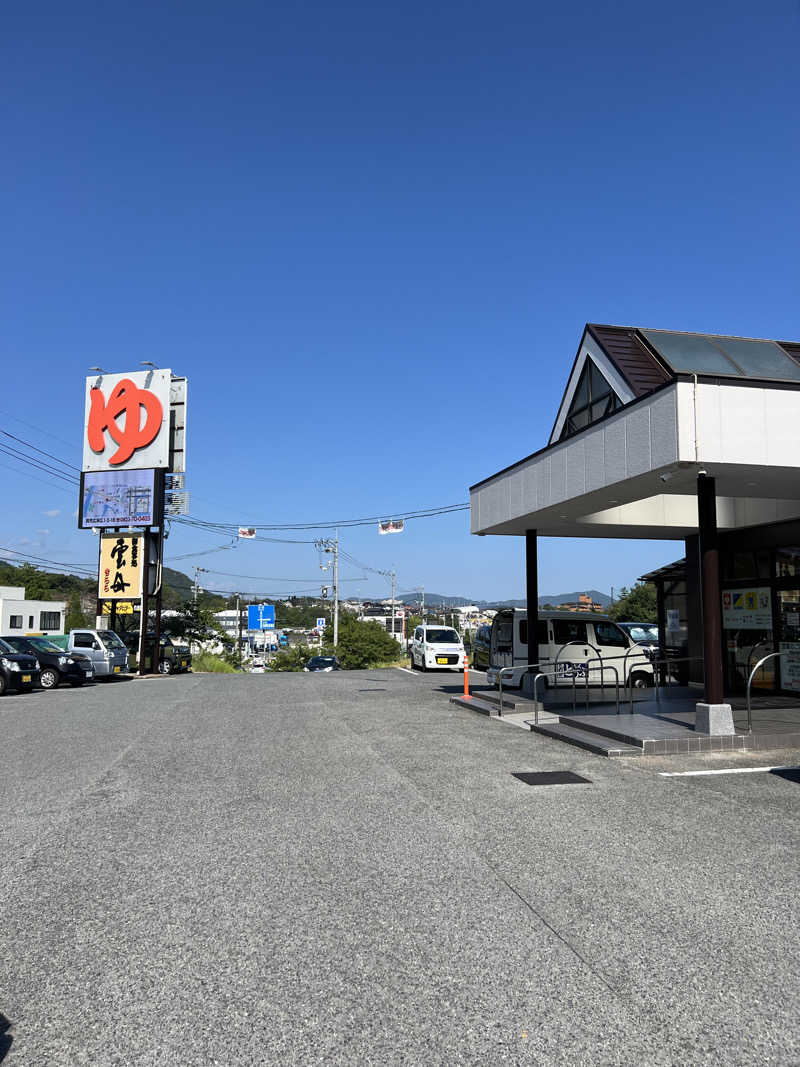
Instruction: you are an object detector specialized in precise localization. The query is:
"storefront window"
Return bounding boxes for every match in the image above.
[723,549,771,580]
[777,590,800,692]
[721,586,775,691]
[776,548,800,577]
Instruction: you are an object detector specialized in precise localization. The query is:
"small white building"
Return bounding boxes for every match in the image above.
[0,586,66,635]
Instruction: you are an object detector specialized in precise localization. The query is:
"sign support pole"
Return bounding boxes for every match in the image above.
[138,530,151,676]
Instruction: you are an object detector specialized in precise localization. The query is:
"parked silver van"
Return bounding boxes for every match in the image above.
[486,609,653,690]
[67,629,129,678]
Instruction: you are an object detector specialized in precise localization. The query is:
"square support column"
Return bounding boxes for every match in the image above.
[525,530,538,674]
[696,473,734,733]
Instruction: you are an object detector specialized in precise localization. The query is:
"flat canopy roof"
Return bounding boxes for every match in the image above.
[471,324,800,541]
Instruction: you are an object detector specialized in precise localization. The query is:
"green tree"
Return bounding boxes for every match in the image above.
[608,582,657,623]
[324,613,403,669]
[405,614,422,637]
[165,601,232,649]
[267,645,311,672]
[65,590,89,630]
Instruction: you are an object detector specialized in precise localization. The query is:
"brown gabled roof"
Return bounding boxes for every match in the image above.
[587,324,672,398]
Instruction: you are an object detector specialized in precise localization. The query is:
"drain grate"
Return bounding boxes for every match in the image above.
[512,771,591,786]
[357,688,387,692]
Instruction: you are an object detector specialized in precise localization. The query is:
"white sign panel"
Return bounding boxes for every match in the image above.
[83,369,172,472]
[779,642,800,691]
[721,587,772,630]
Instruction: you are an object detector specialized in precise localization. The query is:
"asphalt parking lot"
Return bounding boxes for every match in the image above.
[2,669,800,1065]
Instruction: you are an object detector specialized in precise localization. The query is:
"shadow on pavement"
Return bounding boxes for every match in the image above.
[0,1012,12,1063]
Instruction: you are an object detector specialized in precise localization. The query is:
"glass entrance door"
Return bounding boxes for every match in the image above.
[777,590,800,693]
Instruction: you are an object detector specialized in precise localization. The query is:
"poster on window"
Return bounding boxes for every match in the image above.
[779,643,800,691]
[99,534,144,599]
[721,587,772,630]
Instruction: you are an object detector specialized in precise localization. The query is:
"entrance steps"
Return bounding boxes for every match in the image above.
[531,721,643,757]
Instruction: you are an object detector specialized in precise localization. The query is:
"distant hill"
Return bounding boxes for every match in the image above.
[396,589,610,610]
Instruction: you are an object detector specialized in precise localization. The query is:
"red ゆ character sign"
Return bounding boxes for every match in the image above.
[87,378,164,466]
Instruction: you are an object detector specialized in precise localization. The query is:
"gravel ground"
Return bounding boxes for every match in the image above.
[2,669,799,1065]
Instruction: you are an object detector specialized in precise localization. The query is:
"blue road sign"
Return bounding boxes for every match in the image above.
[248,604,275,631]
[316,617,326,629]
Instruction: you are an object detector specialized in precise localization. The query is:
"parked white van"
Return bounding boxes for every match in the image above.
[486,609,653,691]
[410,625,467,671]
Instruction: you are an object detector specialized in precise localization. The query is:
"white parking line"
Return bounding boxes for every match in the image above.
[660,765,800,778]
[395,667,416,675]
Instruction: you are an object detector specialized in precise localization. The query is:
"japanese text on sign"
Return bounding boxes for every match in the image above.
[99,534,144,599]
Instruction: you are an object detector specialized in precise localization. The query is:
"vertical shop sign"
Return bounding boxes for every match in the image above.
[99,534,144,598]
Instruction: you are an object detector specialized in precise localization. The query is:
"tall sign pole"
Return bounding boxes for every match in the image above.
[333,529,339,647]
[79,368,187,676]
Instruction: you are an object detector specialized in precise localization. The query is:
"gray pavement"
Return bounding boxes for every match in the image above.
[2,669,800,1065]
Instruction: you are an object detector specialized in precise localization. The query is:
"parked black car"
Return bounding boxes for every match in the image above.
[471,624,492,671]
[120,631,192,674]
[0,637,40,695]
[304,656,342,672]
[0,635,94,689]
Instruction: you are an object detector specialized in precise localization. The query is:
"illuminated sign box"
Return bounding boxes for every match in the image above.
[80,469,163,529]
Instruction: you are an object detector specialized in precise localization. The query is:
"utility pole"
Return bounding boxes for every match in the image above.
[390,568,396,643]
[236,593,243,667]
[315,534,340,647]
[193,566,208,605]
[333,529,339,647]
[421,587,425,622]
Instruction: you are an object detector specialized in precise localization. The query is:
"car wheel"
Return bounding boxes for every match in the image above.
[420,656,427,672]
[40,667,59,690]
[631,672,651,689]
[0,674,6,696]
[159,660,173,675]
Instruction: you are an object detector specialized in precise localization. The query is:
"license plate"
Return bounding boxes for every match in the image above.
[22,674,31,683]
[84,670,93,676]
[113,666,121,673]
[436,657,448,664]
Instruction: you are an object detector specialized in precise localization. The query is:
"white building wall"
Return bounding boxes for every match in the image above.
[0,598,67,634]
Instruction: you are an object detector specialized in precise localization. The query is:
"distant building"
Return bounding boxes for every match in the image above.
[0,586,66,635]
[555,593,604,613]
[358,604,405,644]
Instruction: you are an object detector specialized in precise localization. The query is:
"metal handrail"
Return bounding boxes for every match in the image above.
[497,662,549,717]
[551,640,620,713]
[553,639,600,705]
[746,639,775,681]
[746,651,785,734]
[624,654,705,712]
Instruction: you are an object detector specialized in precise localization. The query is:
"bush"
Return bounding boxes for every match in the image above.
[325,615,405,670]
[267,645,311,672]
[192,652,237,673]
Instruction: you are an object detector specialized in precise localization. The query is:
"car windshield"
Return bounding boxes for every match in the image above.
[308,657,335,667]
[1,637,28,652]
[28,638,63,653]
[425,629,460,644]
[0,638,13,653]
[100,631,126,649]
[627,625,658,642]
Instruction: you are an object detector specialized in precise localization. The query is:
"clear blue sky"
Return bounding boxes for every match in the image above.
[1,1,798,602]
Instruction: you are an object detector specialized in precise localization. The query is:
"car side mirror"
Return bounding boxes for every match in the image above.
[92,641,101,650]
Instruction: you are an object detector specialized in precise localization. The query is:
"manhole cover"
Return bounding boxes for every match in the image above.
[512,771,591,786]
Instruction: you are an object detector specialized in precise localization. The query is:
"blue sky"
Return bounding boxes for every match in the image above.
[1,1,798,602]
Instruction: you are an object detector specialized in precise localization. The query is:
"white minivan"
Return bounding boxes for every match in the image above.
[485,609,653,690]
[410,625,467,671]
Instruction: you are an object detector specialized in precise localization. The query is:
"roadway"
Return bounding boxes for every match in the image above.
[2,669,800,1065]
